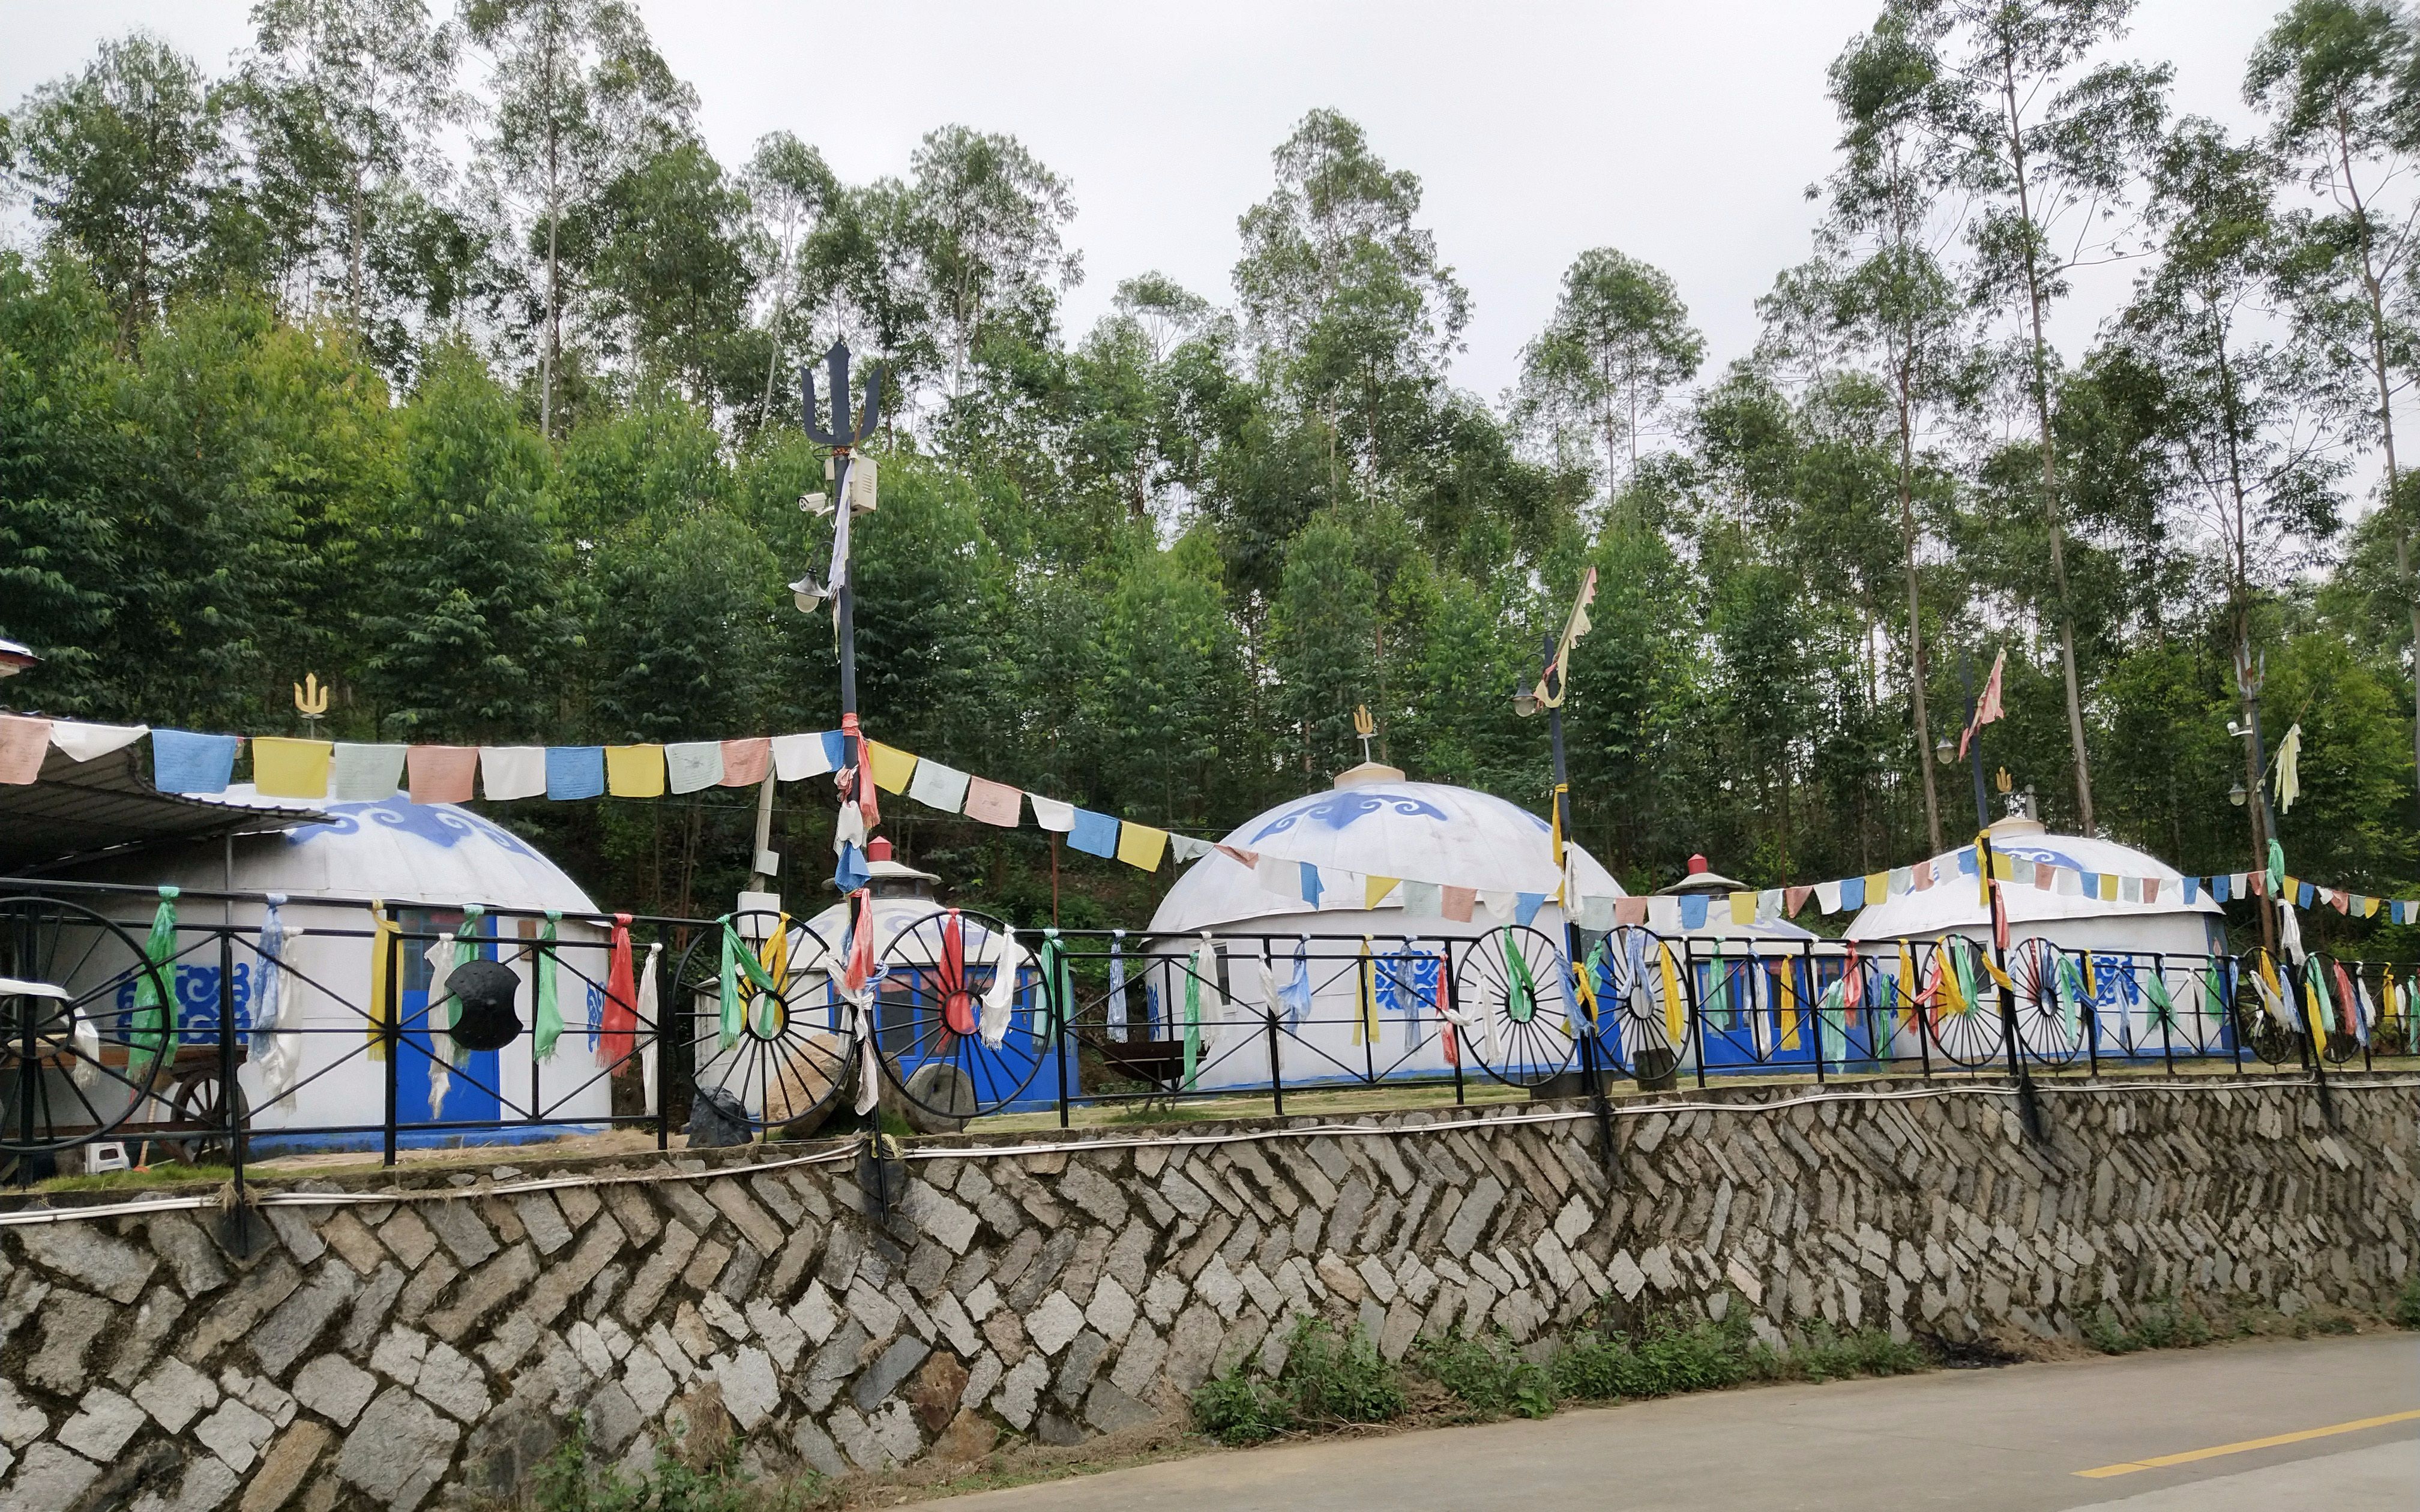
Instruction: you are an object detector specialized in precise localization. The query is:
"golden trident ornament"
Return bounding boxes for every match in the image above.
[293,672,330,731]
[1353,704,1377,764]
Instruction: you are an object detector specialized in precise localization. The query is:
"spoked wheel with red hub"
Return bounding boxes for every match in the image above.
[873,908,1046,1123]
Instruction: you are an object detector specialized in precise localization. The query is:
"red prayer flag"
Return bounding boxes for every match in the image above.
[719,737,771,787]
[1959,649,2006,758]
[406,745,478,804]
[0,715,50,785]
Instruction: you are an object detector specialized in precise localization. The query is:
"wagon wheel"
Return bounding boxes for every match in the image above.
[2229,952,2296,1066]
[169,1066,248,1165]
[1582,927,1684,1078]
[2006,938,2086,1069]
[873,909,1044,1124]
[1923,937,2012,1070]
[1453,926,1577,1089]
[0,895,173,1156]
[678,911,856,1142]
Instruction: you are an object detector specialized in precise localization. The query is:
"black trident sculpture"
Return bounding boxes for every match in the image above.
[801,342,883,731]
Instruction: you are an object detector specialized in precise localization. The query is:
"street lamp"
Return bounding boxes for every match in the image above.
[2229,781,2247,808]
[1934,736,1956,767]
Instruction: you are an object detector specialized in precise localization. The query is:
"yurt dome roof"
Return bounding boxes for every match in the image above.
[1846,815,2220,941]
[1149,779,1624,935]
[163,787,600,914]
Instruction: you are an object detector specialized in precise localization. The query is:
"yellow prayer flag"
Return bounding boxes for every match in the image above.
[1728,891,1755,926]
[1864,872,1889,904]
[2098,873,2118,902]
[1365,874,1400,910]
[866,740,918,794]
[367,900,396,1060]
[1115,821,1169,872]
[1778,960,1801,1048]
[253,737,332,798]
[604,744,666,798]
[2364,896,2382,919]
[1989,853,2012,882]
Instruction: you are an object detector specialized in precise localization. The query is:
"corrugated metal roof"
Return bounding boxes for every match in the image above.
[0,740,325,872]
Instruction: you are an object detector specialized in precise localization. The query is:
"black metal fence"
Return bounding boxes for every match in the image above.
[2,877,2408,1189]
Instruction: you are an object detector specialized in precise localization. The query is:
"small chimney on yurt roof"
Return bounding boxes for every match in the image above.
[1657,853,1750,896]
[862,835,941,899]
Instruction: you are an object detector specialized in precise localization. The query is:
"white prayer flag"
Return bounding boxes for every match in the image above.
[665,741,724,794]
[480,746,546,800]
[906,758,971,814]
[771,731,837,781]
[1028,793,1076,832]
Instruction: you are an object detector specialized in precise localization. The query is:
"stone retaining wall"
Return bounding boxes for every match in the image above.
[0,1075,2412,1511]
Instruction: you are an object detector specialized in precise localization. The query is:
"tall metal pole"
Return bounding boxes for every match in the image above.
[1537,632,1618,1188]
[2236,650,2279,956]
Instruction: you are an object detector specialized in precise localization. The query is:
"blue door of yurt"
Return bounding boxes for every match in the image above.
[397,907,501,1133]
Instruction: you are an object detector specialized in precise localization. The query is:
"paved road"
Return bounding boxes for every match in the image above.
[951,1334,2417,1511]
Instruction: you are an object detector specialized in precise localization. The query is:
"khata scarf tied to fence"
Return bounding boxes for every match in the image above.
[532,912,564,1061]
[938,910,972,1037]
[838,893,882,1115]
[1106,931,1128,1043]
[425,905,486,1118]
[250,893,302,1102]
[979,925,1018,1051]
[1038,929,1073,1052]
[368,900,398,1060]
[600,914,640,1072]
[129,885,180,1069]
[1182,934,1219,1089]
[1657,940,1685,1050]
[1357,935,1385,1043]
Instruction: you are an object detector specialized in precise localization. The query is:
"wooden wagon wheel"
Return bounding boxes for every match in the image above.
[168,1064,248,1165]
[0,895,173,1157]
[1453,925,1576,1089]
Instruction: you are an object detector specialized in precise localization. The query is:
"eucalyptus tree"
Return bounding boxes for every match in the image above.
[462,0,693,436]
[1784,4,1979,848]
[2247,0,2420,790]
[5,35,253,352]
[1234,110,1470,493]
[2108,118,2352,866]
[901,125,1081,404]
[1921,0,2171,832]
[741,130,840,425]
[242,0,468,359]
[1514,248,1705,515]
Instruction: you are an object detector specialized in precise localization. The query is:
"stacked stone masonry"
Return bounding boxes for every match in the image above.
[0,1076,2411,1511]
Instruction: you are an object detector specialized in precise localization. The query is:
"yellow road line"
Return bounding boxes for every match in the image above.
[2074,1409,2420,1478]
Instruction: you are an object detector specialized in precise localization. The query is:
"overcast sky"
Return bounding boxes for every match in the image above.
[4,1,2293,404]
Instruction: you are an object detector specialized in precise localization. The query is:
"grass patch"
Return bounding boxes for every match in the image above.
[1106,1103,1203,1127]
[25,1159,233,1194]
[2086,1295,2219,1355]
[1193,1319,1406,1445]
[2397,1272,2420,1330]
[1410,1330,1557,1419]
[1199,1298,1927,1442]
[528,1417,817,1512]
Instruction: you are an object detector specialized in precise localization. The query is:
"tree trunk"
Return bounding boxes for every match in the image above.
[2003,55,2094,831]
[1898,379,1942,852]
[2335,107,2420,806]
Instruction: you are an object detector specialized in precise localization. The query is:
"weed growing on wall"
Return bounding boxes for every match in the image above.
[1193,1319,1407,1445]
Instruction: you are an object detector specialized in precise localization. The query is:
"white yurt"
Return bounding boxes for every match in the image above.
[1139,762,1625,1090]
[1845,812,2226,957]
[58,788,616,1151]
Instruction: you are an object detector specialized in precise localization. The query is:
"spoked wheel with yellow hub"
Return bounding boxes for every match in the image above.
[1452,925,1576,1089]
[677,910,856,1141]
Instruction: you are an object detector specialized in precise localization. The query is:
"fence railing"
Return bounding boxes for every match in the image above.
[3,877,2408,1188]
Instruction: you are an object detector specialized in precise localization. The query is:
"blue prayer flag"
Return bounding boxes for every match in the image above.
[1957,848,1978,876]
[2297,881,2316,908]
[1299,863,1324,908]
[152,730,241,794]
[546,746,605,799]
[1514,892,1547,927]
[1678,894,1708,931]
[1841,877,1867,911]
[2182,877,2199,904]
[1067,808,1119,859]
[821,730,846,771]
